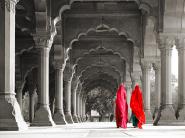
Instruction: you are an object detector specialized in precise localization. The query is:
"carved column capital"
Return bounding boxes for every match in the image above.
[0,0,19,13]
[158,35,174,50]
[141,60,152,71]
[175,37,185,50]
[53,61,65,70]
[153,61,161,71]
[33,34,53,50]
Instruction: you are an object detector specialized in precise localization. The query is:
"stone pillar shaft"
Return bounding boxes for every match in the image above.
[80,96,83,121]
[40,48,49,105]
[126,82,132,119]
[31,47,55,126]
[64,80,73,123]
[178,47,185,106]
[0,0,27,130]
[78,94,82,122]
[72,89,77,114]
[142,61,152,122]
[72,86,78,123]
[154,36,176,125]
[153,63,161,109]
[82,99,86,121]
[142,62,151,110]
[55,69,63,110]
[76,93,81,122]
[176,38,185,120]
[53,68,66,124]
[64,80,71,113]
[161,48,173,105]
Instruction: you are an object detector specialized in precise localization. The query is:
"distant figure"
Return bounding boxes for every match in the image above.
[130,84,146,129]
[115,83,128,128]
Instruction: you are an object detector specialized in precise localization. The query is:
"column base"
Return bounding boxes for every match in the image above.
[177,106,185,121]
[65,112,73,124]
[78,116,82,122]
[153,104,176,125]
[72,114,78,123]
[145,109,153,123]
[31,105,55,126]
[80,116,84,122]
[53,110,67,125]
[0,95,28,131]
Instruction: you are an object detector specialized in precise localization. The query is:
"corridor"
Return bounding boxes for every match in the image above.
[1,122,185,138]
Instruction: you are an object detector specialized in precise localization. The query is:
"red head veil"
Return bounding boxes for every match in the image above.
[115,83,128,128]
[130,84,146,128]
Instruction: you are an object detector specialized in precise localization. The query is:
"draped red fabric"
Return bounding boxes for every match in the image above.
[115,84,128,128]
[130,85,146,128]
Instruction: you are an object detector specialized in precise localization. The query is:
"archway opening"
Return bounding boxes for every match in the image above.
[86,86,115,122]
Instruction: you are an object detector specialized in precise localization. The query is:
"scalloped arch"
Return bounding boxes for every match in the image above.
[78,65,121,83]
[51,0,152,52]
[81,71,119,86]
[73,46,127,66]
[82,79,117,95]
[75,62,122,82]
[83,77,117,87]
[73,47,127,76]
[65,25,135,62]
[82,73,118,89]
[83,81,116,95]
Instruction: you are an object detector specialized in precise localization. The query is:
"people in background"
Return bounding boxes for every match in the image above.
[115,83,128,128]
[130,84,146,129]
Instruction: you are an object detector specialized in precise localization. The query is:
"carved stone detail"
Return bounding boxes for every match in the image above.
[0,0,18,13]
[175,37,185,50]
[158,35,174,50]
[141,60,152,71]
[153,61,161,71]
[33,35,53,50]
[53,61,65,70]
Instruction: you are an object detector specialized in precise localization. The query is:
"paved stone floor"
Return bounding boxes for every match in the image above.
[1,122,185,138]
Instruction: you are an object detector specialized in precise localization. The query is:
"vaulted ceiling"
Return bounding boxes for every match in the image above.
[15,0,162,97]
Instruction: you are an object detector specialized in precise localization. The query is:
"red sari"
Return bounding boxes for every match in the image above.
[130,85,146,128]
[115,84,128,128]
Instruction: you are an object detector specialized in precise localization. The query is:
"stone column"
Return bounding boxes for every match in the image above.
[141,60,153,122]
[53,65,66,125]
[176,38,185,120]
[153,62,161,109]
[81,97,84,122]
[64,80,74,124]
[153,62,161,120]
[0,0,27,130]
[154,36,176,125]
[78,94,82,122]
[80,95,83,121]
[76,92,81,122]
[82,98,86,121]
[76,83,82,122]
[31,46,55,126]
[125,81,132,120]
[72,84,78,123]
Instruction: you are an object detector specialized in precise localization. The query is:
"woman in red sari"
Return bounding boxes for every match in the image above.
[130,84,145,129]
[115,83,128,128]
